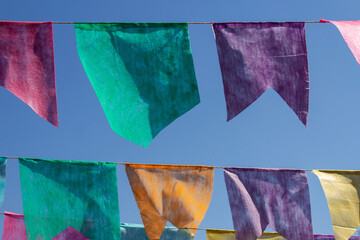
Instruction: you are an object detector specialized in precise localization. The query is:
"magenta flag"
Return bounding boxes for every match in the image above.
[0,21,58,126]
[212,22,309,125]
[223,168,313,240]
[2,212,27,240]
[53,226,89,240]
[321,19,360,65]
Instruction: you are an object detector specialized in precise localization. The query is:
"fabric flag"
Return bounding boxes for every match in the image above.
[75,23,200,147]
[212,22,309,125]
[0,157,7,206]
[2,212,27,240]
[0,21,58,126]
[320,20,360,65]
[313,170,360,240]
[121,223,194,240]
[125,164,214,240]
[19,158,121,240]
[223,168,313,240]
[314,235,360,240]
[206,230,286,240]
[206,230,360,240]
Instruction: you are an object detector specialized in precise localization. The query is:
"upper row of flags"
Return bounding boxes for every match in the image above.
[1,157,360,240]
[0,20,359,147]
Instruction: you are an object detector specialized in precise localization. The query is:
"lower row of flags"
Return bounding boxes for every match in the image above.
[3,211,360,240]
[0,157,360,240]
[1,20,360,147]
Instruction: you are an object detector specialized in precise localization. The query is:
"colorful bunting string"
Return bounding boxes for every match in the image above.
[3,157,360,239]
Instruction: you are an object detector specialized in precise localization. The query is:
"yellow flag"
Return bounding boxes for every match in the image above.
[313,170,360,240]
[206,229,285,240]
[125,164,214,240]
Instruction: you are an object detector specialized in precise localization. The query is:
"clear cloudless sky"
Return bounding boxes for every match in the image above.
[1,0,360,239]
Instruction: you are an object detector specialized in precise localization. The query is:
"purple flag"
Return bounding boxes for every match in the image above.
[212,22,309,125]
[223,168,313,240]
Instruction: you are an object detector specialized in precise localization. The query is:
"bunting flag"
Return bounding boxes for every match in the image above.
[19,158,121,240]
[313,170,360,240]
[125,164,214,240]
[2,212,27,240]
[0,157,7,206]
[75,23,200,147]
[212,22,309,125]
[121,223,194,240]
[320,20,360,65]
[206,230,286,240]
[206,230,360,240]
[223,168,313,240]
[0,21,58,126]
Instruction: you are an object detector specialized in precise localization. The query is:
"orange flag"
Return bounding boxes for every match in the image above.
[125,164,214,240]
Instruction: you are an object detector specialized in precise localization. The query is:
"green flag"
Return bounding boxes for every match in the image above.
[75,23,200,147]
[19,158,121,240]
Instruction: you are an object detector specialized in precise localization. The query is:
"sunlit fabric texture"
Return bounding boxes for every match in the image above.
[2,212,27,240]
[320,20,360,65]
[206,230,360,240]
[19,158,121,240]
[212,22,309,125]
[121,223,194,240]
[206,230,286,240]
[313,170,360,240]
[125,164,214,240]
[223,168,313,240]
[52,226,89,240]
[0,157,7,206]
[75,23,200,147]
[0,21,58,126]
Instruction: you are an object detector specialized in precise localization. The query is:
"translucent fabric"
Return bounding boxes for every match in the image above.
[75,23,200,147]
[2,212,27,240]
[206,230,360,240]
[313,170,360,240]
[0,21,58,126]
[121,223,194,240]
[321,20,360,65]
[125,164,214,240]
[19,158,121,240]
[212,22,309,125]
[224,168,313,240]
[0,157,7,206]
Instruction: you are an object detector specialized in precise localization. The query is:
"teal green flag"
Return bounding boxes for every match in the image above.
[0,157,7,206]
[75,23,200,147]
[19,158,121,240]
[121,223,194,240]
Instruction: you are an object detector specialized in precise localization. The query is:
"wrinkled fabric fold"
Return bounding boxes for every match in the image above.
[19,158,121,240]
[223,168,313,240]
[125,164,214,240]
[121,223,194,240]
[206,229,360,240]
[212,22,309,125]
[75,23,200,147]
[2,212,27,240]
[0,157,7,206]
[320,20,360,65]
[0,21,58,126]
[313,170,360,240]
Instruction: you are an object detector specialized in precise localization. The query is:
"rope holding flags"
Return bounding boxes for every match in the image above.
[1,20,360,147]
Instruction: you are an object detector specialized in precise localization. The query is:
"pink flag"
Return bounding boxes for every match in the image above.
[2,212,27,240]
[53,226,89,240]
[0,21,58,126]
[321,19,360,65]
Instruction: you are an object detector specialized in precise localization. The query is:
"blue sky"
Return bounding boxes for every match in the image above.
[1,0,360,239]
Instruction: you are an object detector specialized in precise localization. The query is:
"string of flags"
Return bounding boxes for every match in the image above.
[1,20,360,147]
[1,157,360,240]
